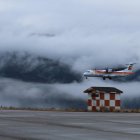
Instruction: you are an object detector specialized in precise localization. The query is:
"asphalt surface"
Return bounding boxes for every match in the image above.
[0,110,139,140]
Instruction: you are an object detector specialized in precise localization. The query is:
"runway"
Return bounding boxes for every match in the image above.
[0,110,139,140]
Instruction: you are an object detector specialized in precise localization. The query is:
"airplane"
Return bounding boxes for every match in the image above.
[83,63,136,80]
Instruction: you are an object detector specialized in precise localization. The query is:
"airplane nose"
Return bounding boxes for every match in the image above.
[83,72,87,76]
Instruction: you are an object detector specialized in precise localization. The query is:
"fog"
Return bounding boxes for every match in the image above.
[0,0,140,108]
[0,77,139,109]
[0,78,86,109]
[0,0,140,70]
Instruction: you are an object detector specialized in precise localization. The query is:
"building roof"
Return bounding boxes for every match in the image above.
[84,87,123,94]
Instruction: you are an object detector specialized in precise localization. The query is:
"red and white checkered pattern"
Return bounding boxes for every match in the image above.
[87,92,121,112]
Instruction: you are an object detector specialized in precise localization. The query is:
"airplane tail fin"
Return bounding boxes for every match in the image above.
[125,63,136,71]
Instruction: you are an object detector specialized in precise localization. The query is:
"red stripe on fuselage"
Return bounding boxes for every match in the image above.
[95,70,134,75]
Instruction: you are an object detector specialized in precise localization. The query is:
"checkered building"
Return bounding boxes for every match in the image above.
[84,87,123,112]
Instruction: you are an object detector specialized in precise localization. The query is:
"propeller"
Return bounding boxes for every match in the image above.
[105,67,109,73]
[105,67,113,73]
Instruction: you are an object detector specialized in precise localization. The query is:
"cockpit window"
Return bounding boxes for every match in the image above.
[86,70,90,73]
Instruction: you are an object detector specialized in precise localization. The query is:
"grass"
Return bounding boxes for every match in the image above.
[0,106,87,112]
[0,106,140,113]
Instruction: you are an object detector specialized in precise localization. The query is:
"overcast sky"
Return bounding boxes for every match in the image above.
[0,0,140,70]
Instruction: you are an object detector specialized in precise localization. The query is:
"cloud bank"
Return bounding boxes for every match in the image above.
[0,0,139,108]
[0,77,139,109]
[0,0,140,70]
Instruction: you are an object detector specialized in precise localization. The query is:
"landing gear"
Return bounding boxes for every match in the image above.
[103,76,112,80]
[108,77,112,80]
[85,76,88,79]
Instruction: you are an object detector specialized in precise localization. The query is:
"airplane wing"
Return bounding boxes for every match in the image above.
[105,66,126,73]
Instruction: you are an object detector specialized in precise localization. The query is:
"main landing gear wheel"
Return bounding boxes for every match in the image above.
[103,77,106,80]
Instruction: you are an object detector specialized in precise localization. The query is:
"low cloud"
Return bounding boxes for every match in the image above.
[0,78,86,109]
[0,77,139,109]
